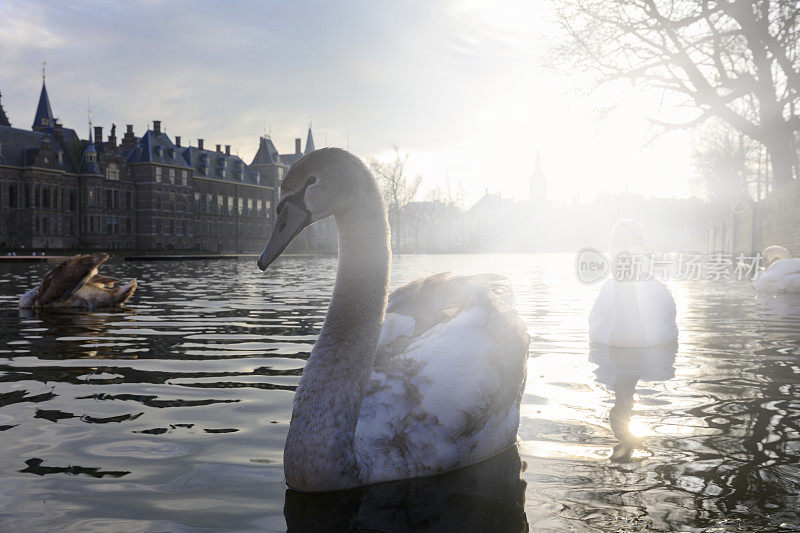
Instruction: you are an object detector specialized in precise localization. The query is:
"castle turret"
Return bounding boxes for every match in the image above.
[32,80,55,131]
[81,143,101,175]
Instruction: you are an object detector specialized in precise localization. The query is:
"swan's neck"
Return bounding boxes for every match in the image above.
[284,195,391,491]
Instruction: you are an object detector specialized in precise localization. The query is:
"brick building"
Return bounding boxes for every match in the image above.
[0,78,316,252]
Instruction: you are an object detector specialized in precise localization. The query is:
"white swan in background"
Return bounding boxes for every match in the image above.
[19,253,137,309]
[257,148,529,492]
[589,220,678,347]
[754,245,800,293]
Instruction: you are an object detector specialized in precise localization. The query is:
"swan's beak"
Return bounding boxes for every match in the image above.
[258,200,312,271]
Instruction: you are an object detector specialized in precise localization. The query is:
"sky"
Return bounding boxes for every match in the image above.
[0,0,694,206]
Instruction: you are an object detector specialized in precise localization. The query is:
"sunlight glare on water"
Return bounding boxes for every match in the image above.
[0,254,799,531]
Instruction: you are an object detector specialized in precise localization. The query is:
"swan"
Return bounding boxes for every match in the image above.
[257,148,529,492]
[753,245,800,293]
[19,253,137,309]
[588,220,678,347]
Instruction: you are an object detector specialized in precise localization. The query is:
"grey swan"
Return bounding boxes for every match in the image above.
[19,253,136,309]
[257,148,529,492]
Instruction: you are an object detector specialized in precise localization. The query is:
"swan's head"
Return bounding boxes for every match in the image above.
[762,245,790,267]
[258,148,374,271]
[609,219,646,260]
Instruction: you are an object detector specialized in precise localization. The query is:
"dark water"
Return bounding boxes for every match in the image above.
[0,254,799,531]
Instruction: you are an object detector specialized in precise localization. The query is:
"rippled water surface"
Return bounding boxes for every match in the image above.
[1,254,799,531]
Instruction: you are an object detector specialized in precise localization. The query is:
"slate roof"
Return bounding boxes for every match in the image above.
[0,124,82,172]
[32,83,54,131]
[280,152,304,166]
[182,145,263,186]
[124,129,192,168]
[251,136,285,166]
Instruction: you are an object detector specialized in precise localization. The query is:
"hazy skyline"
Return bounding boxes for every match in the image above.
[0,0,694,205]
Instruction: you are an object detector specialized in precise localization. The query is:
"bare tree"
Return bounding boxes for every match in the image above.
[368,146,422,250]
[691,118,760,203]
[555,0,800,188]
[426,175,467,209]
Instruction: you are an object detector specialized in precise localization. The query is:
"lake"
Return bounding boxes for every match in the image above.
[0,254,799,531]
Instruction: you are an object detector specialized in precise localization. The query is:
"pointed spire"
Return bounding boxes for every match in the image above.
[32,68,55,131]
[87,98,94,143]
[530,149,547,205]
[0,92,11,127]
[304,121,315,153]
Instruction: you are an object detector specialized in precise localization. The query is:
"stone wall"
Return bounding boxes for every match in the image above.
[707,179,800,255]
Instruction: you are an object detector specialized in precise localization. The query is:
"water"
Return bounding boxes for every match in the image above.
[0,254,799,531]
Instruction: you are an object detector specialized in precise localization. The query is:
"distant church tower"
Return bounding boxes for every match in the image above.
[529,150,547,205]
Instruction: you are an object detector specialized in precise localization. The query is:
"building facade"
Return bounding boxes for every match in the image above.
[0,79,316,252]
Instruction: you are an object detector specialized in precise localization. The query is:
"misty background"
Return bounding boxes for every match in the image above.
[0,0,693,206]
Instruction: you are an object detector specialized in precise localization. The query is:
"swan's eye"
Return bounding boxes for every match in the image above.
[307,177,317,185]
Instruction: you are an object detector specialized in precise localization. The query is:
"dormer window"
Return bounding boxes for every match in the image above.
[106,162,119,180]
[58,151,63,164]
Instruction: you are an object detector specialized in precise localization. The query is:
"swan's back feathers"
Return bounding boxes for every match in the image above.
[589,278,678,347]
[34,253,108,307]
[379,273,513,358]
[360,273,529,484]
[754,258,800,292]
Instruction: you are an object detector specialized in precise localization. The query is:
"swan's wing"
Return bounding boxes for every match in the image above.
[34,253,109,307]
[377,273,511,361]
[359,274,529,484]
[588,279,615,345]
[635,279,678,345]
[755,258,800,292]
[635,279,677,322]
[87,274,122,289]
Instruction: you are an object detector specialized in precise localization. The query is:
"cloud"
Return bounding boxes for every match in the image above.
[0,0,693,204]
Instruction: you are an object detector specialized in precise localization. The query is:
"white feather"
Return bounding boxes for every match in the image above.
[589,278,678,347]
[754,258,800,293]
[355,276,528,485]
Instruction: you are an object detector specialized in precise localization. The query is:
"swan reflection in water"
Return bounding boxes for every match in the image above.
[284,444,527,532]
[589,344,677,462]
[17,307,136,359]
